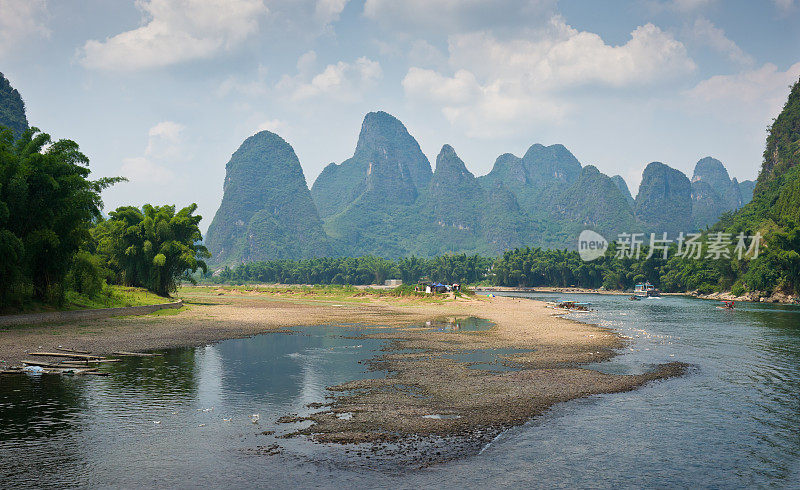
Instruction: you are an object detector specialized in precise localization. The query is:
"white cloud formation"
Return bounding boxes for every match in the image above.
[447,19,695,88]
[256,119,289,133]
[120,121,186,184]
[403,68,481,106]
[407,40,447,68]
[276,54,382,102]
[645,0,715,13]
[363,0,556,32]
[690,17,753,66]
[773,0,795,13]
[218,64,270,97]
[403,17,695,136]
[314,0,348,25]
[666,0,715,11]
[0,0,49,56]
[79,0,268,71]
[685,62,800,121]
[120,157,176,184]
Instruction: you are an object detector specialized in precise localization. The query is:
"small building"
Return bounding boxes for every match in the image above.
[385,279,403,287]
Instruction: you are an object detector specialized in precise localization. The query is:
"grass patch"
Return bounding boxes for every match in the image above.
[66,286,170,309]
[178,284,462,304]
[1,285,170,315]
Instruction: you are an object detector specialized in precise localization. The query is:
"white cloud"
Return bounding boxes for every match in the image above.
[407,40,447,68]
[256,119,289,134]
[314,0,348,25]
[218,64,270,97]
[79,0,268,71]
[277,55,382,102]
[773,0,795,13]
[403,17,694,136]
[404,67,566,137]
[363,0,556,33]
[262,0,347,37]
[296,51,318,77]
[685,62,800,121]
[667,0,715,11]
[120,156,176,184]
[689,17,754,66]
[645,0,715,13]
[145,121,185,160]
[0,0,49,56]
[120,121,186,184]
[447,19,695,88]
[403,68,481,106]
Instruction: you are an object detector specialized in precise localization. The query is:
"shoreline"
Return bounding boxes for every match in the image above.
[0,286,686,466]
[477,286,800,305]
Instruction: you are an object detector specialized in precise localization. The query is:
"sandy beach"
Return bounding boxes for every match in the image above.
[0,286,685,463]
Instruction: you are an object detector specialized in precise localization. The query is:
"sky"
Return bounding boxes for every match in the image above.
[1,0,799,233]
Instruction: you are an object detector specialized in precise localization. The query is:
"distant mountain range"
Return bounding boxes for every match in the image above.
[205,111,755,265]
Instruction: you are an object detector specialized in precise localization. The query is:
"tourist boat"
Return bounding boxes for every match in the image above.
[634,282,660,298]
[717,300,736,310]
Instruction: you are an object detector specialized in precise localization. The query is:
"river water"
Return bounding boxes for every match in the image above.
[1,296,798,488]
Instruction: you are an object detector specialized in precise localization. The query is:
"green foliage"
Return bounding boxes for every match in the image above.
[95,204,210,296]
[0,126,122,309]
[207,253,491,286]
[65,250,107,297]
[204,130,330,265]
[0,72,28,138]
[759,78,800,188]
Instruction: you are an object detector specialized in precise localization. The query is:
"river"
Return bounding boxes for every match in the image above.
[1,295,798,488]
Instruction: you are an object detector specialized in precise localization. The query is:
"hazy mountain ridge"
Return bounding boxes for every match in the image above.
[207,111,756,264]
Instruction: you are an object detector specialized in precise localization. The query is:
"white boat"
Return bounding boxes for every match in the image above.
[634,282,660,298]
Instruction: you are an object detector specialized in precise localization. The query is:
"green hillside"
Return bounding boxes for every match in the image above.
[204,131,330,265]
[634,161,694,236]
[0,72,28,138]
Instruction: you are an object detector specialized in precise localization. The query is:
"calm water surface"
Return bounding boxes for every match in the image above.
[1,297,799,488]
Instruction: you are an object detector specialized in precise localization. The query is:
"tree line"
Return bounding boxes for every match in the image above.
[208,236,799,298]
[0,126,209,311]
[209,254,493,286]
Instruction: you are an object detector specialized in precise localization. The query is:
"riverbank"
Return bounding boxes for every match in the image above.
[0,285,685,465]
[477,286,629,295]
[478,285,800,305]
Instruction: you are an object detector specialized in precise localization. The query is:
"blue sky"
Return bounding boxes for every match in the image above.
[1,0,798,232]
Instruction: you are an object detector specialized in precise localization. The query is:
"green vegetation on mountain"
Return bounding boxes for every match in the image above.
[398,144,491,256]
[311,111,431,219]
[758,79,800,190]
[205,131,330,265]
[690,157,746,229]
[738,180,756,205]
[479,143,582,211]
[548,165,639,247]
[0,72,28,138]
[634,161,693,236]
[310,112,431,258]
[207,110,755,266]
[611,175,635,207]
[205,76,800,298]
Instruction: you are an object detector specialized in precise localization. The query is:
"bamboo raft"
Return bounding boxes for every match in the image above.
[2,347,158,376]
